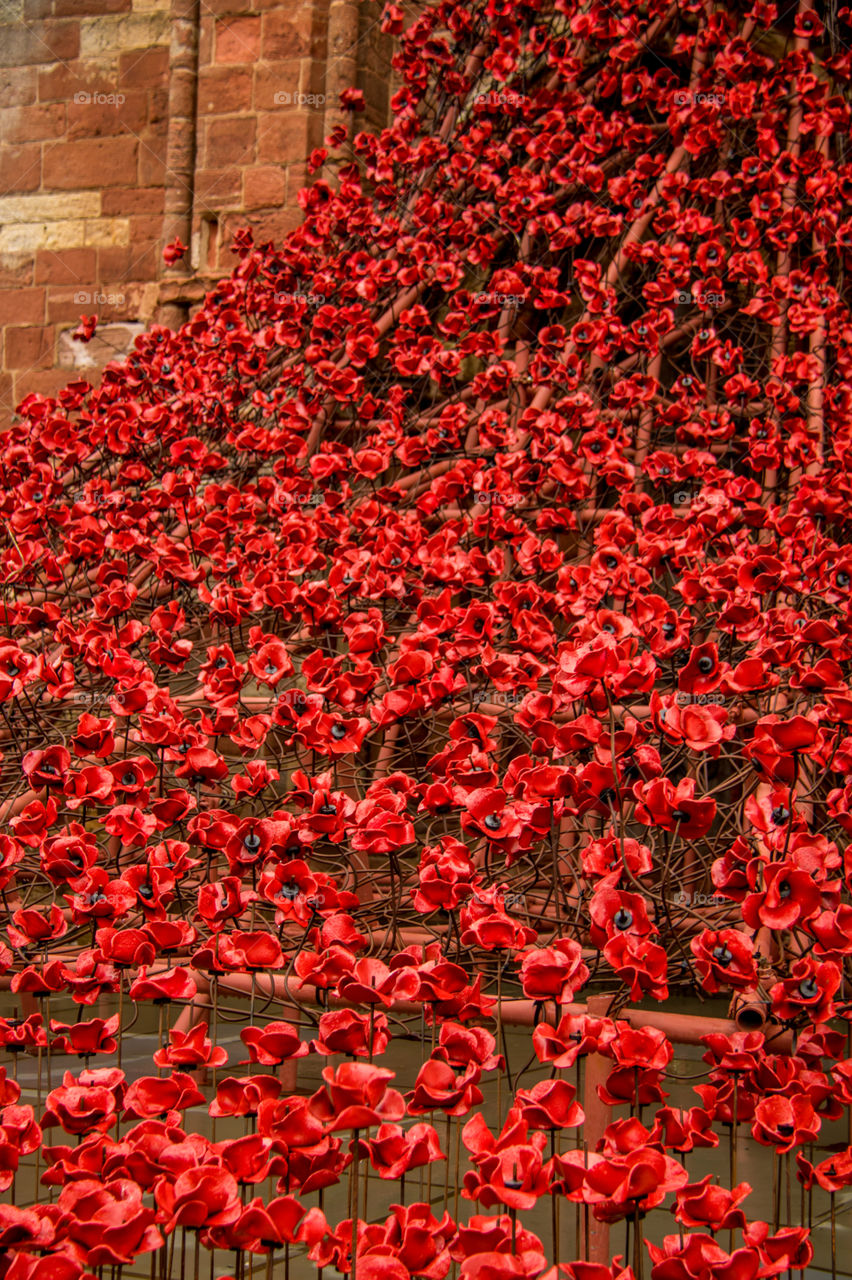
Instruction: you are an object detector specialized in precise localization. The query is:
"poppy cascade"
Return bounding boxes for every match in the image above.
[0,0,851,1276]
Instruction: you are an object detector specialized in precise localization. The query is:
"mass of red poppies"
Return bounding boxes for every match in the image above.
[0,0,851,1276]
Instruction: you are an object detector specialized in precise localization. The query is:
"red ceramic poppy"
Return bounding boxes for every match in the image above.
[41,1072,121,1135]
[311,1009,391,1059]
[226,1194,326,1253]
[49,1015,119,1057]
[209,1075,283,1119]
[240,1021,309,1065]
[752,1094,821,1154]
[674,1176,751,1230]
[57,1178,163,1265]
[406,1060,483,1116]
[122,1074,205,1121]
[308,1063,405,1132]
[152,1022,228,1069]
[155,1165,242,1231]
[363,1122,445,1179]
[518,938,590,1003]
[515,1079,584,1131]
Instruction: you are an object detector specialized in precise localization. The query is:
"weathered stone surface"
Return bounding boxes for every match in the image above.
[57,320,145,369]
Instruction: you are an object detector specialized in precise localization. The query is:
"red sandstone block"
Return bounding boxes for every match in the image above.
[23,0,53,18]
[13,369,70,404]
[118,47,168,88]
[0,289,45,328]
[55,0,132,14]
[0,258,34,289]
[252,62,303,111]
[4,325,54,372]
[262,11,312,59]
[97,243,158,282]
[203,116,256,168]
[0,102,66,143]
[48,289,93,324]
[39,63,113,103]
[0,144,41,192]
[243,165,286,210]
[128,213,162,244]
[138,134,167,186]
[215,16,261,64]
[201,0,278,11]
[198,67,252,115]
[67,89,147,139]
[101,187,164,216]
[0,21,79,67]
[199,14,214,66]
[148,85,169,126]
[194,167,243,209]
[0,67,36,107]
[43,136,138,188]
[0,374,15,420]
[256,112,311,167]
[34,248,97,285]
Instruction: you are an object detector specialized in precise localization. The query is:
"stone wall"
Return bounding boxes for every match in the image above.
[0,0,394,419]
